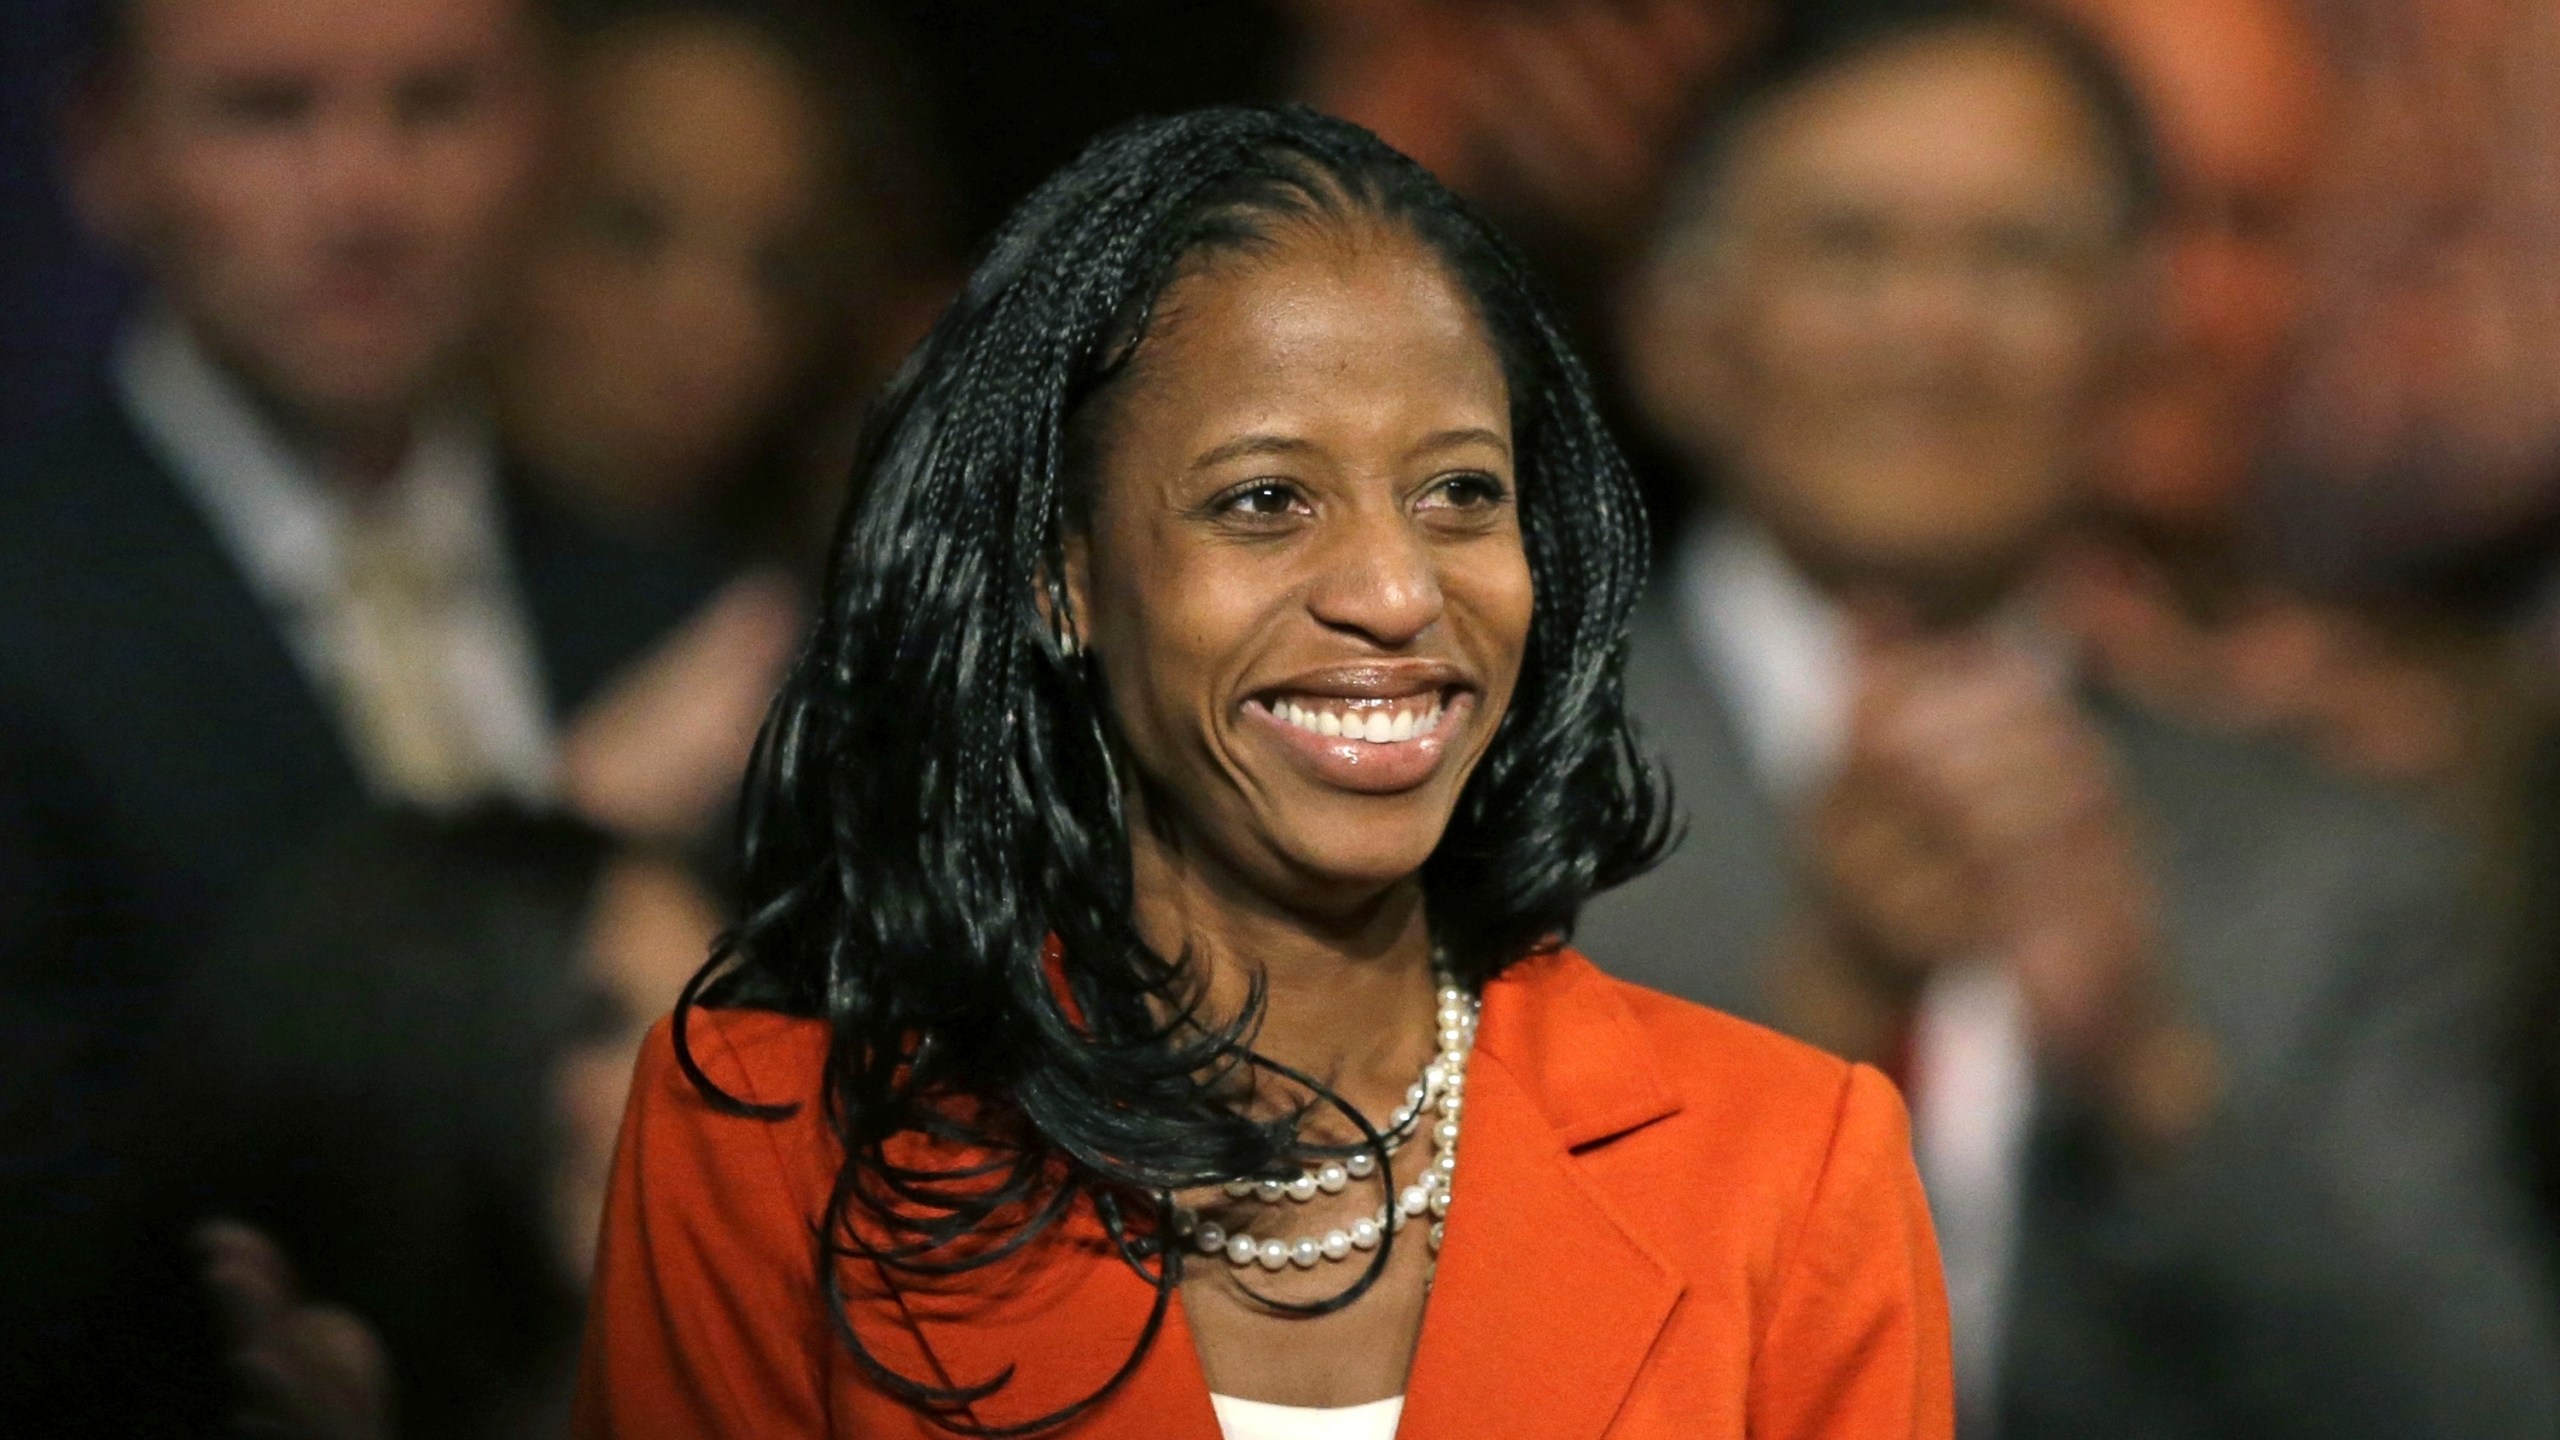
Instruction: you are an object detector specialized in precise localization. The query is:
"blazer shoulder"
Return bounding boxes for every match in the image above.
[1607,974,1869,1137]
[641,1005,834,1115]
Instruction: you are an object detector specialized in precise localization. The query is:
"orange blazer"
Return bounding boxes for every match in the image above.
[574,948,1953,1439]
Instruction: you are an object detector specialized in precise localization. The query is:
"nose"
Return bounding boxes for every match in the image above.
[307,106,418,244]
[1304,501,1445,649]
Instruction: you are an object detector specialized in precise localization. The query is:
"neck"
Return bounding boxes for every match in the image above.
[1126,832,1441,1130]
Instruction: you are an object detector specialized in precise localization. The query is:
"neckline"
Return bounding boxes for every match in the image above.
[1209,1393,1406,1417]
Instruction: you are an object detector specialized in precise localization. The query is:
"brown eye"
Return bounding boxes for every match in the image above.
[1417,471,1510,511]
[1216,481,1305,519]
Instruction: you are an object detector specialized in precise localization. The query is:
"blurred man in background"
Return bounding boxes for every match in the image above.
[0,0,738,1390]
[1577,5,2560,1435]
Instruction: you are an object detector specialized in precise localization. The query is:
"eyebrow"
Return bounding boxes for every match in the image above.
[1187,426,1511,472]
[1190,433,1318,471]
[1407,427,1511,460]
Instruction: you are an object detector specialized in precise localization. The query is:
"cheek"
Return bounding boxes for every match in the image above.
[165,141,302,272]
[1456,545,1536,697]
[1093,551,1241,734]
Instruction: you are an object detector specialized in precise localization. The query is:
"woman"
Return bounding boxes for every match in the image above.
[578,106,1949,1439]
[142,809,720,1440]
[496,0,935,563]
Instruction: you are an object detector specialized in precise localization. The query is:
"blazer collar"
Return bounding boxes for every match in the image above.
[865,947,1687,1438]
[1397,948,1688,1438]
[1471,947,1685,1149]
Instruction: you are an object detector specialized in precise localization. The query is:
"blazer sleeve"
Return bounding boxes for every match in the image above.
[1749,1063,1955,1440]
[573,1015,836,1440]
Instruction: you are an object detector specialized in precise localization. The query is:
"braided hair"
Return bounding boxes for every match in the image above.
[677,103,1668,1433]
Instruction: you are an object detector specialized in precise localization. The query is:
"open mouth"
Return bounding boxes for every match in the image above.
[1241,676,1476,795]
[1262,690,1450,744]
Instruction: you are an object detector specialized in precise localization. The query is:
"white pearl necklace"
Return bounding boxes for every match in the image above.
[1171,971,1477,1272]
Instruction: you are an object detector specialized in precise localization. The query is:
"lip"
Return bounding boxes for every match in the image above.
[1241,661,1478,796]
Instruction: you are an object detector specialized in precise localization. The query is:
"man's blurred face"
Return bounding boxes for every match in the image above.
[1633,26,2134,605]
[85,0,543,436]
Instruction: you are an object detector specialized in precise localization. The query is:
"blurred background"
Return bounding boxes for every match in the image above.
[5,0,2560,1435]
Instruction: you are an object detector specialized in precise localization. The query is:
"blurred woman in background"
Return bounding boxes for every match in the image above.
[137,810,720,1440]
[496,0,939,567]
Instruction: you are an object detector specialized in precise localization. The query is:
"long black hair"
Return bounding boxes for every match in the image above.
[680,103,1668,1432]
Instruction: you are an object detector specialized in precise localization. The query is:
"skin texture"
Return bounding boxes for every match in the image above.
[497,17,852,527]
[1062,220,1532,1404]
[72,0,543,476]
[1631,24,2133,615]
[1635,29,2205,1143]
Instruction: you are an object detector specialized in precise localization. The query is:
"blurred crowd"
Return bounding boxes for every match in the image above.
[6,0,2560,1435]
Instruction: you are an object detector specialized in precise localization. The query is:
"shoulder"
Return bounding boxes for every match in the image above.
[624,1007,840,1205]
[1488,949,1898,1188]
[1611,972,1855,1103]
[1500,954,1929,1336]
[1605,968,1903,1180]
[0,397,172,560]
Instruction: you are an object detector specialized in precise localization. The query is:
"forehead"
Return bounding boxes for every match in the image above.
[1721,29,2125,221]
[128,0,528,80]
[1113,222,1508,447]
[574,24,835,184]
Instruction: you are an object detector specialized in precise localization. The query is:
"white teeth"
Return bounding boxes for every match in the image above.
[1270,696,1447,742]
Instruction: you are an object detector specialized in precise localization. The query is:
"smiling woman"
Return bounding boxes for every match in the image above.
[573,105,1952,1440]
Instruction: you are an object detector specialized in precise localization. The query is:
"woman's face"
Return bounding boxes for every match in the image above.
[550,859,721,1286]
[499,19,847,517]
[1066,222,1533,910]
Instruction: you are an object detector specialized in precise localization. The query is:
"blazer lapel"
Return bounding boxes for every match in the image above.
[1401,951,1688,1439]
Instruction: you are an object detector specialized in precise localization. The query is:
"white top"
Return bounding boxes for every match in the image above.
[116,306,558,804]
[1678,521,2038,1427]
[1211,1393,1404,1440]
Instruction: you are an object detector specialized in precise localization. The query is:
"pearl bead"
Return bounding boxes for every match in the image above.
[1285,1174,1319,1203]
[1433,1121,1459,1149]
[1438,1027,1465,1052]
[1222,1179,1254,1199]
[1399,1184,1429,1216]
[1254,1179,1287,1203]
[1390,1205,1409,1231]
[1195,1222,1226,1254]
[1439,1095,1461,1118]
[1291,1238,1321,1268]
[1258,1239,1291,1271]
[1429,1221,1445,1251]
[1406,1082,1427,1108]
[1351,1217,1381,1250]
[1345,1151,1377,1179]
[1227,1233,1259,1267]
[1317,1163,1348,1194]
[1434,1150,1457,1174]
[1321,1229,1353,1260]
[1429,1189,1451,1218]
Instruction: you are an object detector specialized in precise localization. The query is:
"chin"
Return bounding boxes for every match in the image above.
[1265,806,1455,898]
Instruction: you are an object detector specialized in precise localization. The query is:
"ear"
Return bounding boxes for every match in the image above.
[1045,530,1094,657]
[1619,247,1738,466]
